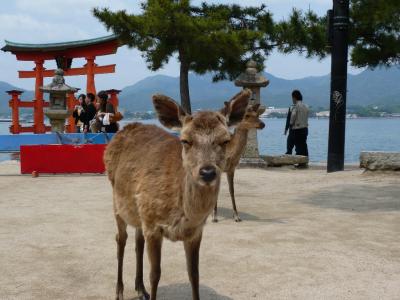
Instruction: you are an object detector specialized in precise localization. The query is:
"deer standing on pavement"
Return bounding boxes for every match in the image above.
[212,103,266,222]
[104,90,250,300]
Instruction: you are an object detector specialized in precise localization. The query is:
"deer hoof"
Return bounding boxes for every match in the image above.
[115,291,123,300]
[137,293,150,300]
[212,217,218,223]
[135,287,150,300]
[234,215,242,222]
[115,282,124,300]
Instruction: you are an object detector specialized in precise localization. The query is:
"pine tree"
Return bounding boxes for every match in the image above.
[93,1,273,113]
[274,9,328,59]
[275,0,400,68]
[350,0,400,67]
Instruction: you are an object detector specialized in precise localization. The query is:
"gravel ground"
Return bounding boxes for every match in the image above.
[0,161,399,300]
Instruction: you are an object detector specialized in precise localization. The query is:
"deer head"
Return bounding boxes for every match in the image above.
[153,90,250,187]
[221,91,266,130]
[238,103,266,130]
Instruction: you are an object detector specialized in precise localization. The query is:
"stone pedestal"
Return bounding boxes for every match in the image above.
[239,128,267,168]
[44,109,72,133]
[235,60,269,168]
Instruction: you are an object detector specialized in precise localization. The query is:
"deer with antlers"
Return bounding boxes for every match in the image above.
[104,89,250,300]
[212,102,265,222]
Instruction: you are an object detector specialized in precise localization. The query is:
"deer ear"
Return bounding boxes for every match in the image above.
[220,101,230,117]
[220,89,251,126]
[152,94,187,129]
[257,105,266,116]
[252,103,260,112]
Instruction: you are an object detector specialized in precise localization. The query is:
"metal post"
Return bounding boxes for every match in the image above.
[327,0,350,172]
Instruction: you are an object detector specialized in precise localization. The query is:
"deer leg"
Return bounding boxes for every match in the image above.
[184,232,202,300]
[135,228,149,300]
[146,234,163,300]
[115,215,128,300]
[211,201,218,223]
[227,171,241,222]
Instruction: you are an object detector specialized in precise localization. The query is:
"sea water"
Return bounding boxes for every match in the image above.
[1,118,399,163]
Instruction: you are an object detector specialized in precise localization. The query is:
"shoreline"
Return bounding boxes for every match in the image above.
[2,116,400,122]
[0,158,361,169]
[2,118,398,164]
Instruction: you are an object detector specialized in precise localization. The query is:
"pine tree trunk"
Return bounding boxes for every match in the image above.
[179,51,192,114]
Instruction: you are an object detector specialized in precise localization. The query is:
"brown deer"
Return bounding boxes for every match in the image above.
[212,103,266,222]
[104,89,250,300]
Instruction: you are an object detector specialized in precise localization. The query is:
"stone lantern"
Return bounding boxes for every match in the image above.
[42,69,78,132]
[235,60,269,167]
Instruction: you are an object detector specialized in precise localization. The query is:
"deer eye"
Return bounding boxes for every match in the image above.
[180,139,192,146]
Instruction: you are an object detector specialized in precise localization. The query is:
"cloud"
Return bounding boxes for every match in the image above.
[15,0,135,15]
[0,0,143,44]
[0,13,92,42]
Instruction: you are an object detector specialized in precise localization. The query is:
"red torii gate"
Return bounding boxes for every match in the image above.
[1,35,121,133]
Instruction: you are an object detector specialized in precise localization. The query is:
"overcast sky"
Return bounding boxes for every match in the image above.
[0,0,362,91]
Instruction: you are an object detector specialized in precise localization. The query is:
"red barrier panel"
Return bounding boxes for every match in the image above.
[20,144,106,174]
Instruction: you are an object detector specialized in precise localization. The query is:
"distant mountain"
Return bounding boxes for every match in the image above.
[118,66,400,111]
[1,66,399,114]
[0,81,34,115]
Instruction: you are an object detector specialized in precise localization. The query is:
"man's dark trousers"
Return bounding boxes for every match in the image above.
[286,129,295,154]
[293,127,308,157]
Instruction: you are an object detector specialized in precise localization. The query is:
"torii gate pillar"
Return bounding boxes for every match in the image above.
[34,59,46,133]
[85,56,96,95]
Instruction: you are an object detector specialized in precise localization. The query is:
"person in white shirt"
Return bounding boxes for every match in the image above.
[289,90,309,160]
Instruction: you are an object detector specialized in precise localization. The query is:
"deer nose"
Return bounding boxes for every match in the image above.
[259,122,265,129]
[199,166,217,182]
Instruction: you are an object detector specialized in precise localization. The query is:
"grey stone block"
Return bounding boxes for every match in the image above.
[360,151,400,171]
[239,157,268,169]
[261,154,308,167]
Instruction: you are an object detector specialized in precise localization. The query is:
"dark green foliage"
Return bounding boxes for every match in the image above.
[274,9,328,59]
[93,0,273,113]
[350,0,400,67]
[276,0,400,68]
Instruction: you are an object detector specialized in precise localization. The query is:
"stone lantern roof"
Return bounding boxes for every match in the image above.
[235,60,269,88]
[41,69,79,93]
